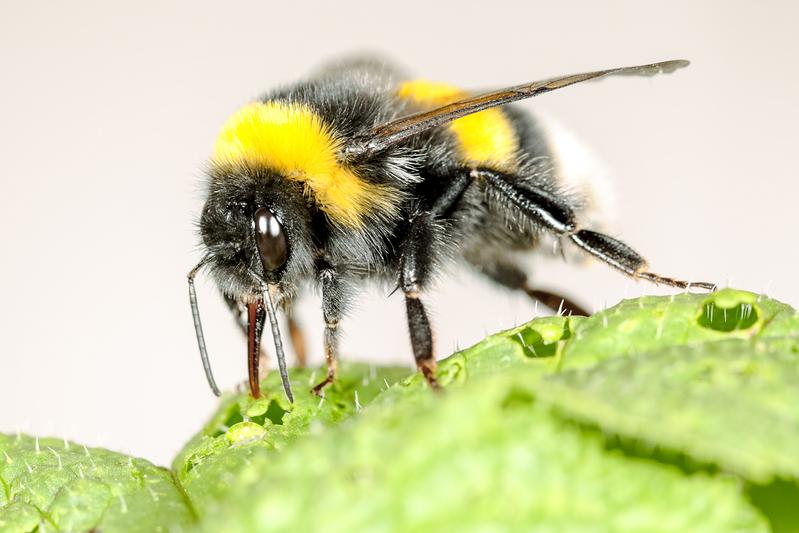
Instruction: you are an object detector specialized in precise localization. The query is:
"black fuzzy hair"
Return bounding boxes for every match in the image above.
[198,57,581,301]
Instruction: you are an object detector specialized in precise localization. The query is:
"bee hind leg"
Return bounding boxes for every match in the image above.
[569,229,717,291]
[468,257,590,316]
[477,168,716,293]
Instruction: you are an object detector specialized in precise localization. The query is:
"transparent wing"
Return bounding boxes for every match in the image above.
[345,60,689,158]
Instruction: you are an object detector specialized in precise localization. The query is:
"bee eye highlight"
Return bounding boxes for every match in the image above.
[254,207,288,273]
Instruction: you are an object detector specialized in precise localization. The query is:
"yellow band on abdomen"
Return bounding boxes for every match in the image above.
[398,80,519,171]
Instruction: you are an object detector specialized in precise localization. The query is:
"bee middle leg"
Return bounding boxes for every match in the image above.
[400,212,441,389]
[399,170,474,388]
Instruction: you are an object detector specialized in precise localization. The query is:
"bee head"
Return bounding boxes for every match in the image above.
[199,167,315,301]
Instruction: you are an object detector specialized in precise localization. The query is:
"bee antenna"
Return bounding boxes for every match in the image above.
[264,284,295,403]
[187,259,222,397]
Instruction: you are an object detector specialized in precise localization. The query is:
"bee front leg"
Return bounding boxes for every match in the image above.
[311,266,345,396]
[400,212,443,390]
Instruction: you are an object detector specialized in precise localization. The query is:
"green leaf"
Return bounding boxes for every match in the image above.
[6,290,798,531]
[561,289,798,369]
[172,363,411,519]
[193,373,767,532]
[536,336,799,483]
[0,434,194,532]
[175,291,799,532]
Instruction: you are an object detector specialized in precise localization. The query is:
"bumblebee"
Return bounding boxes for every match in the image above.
[188,57,715,402]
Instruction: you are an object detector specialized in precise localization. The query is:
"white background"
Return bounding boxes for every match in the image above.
[1,1,797,466]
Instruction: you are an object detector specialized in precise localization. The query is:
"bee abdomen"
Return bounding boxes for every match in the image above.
[397,80,520,172]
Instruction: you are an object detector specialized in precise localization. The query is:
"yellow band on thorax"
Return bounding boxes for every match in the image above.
[212,101,395,228]
[397,80,519,171]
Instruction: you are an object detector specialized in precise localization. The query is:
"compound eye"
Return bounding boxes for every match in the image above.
[253,207,288,273]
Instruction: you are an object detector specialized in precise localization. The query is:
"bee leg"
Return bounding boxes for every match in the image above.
[398,171,474,388]
[469,257,590,316]
[478,169,715,291]
[399,212,444,389]
[312,266,345,396]
[569,229,716,291]
[223,293,251,337]
[405,291,439,389]
[287,314,308,368]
